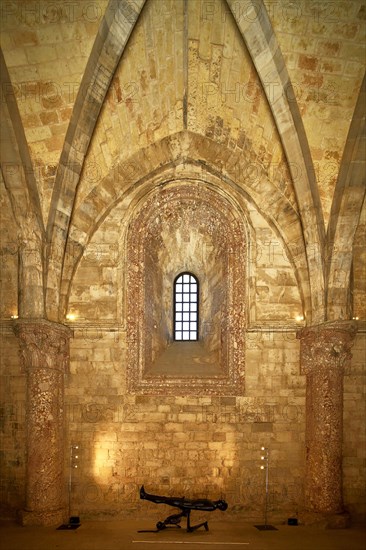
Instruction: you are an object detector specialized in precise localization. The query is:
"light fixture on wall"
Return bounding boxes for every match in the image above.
[10,314,18,319]
[295,314,304,322]
[254,446,277,531]
[66,313,77,321]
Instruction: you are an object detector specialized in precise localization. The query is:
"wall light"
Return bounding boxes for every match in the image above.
[295,315,304,322]
[66,313,77,321]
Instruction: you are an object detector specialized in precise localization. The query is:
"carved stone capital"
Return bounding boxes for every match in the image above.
[14,319,72,373]
[297,320,357,376]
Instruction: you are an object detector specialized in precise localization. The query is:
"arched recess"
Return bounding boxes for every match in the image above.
[226,0,326,324]
[60,131,311,321]
[326,74,366,320]
[45,0,146,321]
[126,180,247,396]
[0,48,45,318]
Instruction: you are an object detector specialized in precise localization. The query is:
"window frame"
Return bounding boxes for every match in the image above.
[173,272,199,341]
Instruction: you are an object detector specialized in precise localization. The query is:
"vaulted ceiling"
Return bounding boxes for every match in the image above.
[1,0,365,324]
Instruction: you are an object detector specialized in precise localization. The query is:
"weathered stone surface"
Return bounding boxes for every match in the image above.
[126,181,246,395]
[13,320,72,526]
[0,0,365,527]
[297,321,357,514]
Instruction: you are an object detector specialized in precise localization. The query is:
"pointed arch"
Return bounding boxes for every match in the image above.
[326,74,366,320]
[0,48,44,236]
[0,48,45,318]
[226,0,326,324]
[59,131,311,321]
[45,0,146,320]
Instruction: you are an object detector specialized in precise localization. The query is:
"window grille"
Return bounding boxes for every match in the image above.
[174,272,199,341]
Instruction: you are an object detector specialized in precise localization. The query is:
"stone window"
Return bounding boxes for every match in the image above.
[174,272,199,341]
[126,181,246,395]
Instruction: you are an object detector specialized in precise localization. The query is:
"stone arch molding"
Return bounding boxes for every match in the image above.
[227,0,325,323]
[61,131,311,322]
[126,180,246,396]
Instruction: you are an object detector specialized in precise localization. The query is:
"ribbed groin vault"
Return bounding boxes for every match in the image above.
[0,0,365,526]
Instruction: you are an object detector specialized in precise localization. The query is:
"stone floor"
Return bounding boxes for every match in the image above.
[0,519,365,550]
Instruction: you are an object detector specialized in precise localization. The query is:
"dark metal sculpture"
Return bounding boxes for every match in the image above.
[139,485,228,532]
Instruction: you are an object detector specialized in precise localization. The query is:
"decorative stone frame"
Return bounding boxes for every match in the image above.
[126,181,246,395]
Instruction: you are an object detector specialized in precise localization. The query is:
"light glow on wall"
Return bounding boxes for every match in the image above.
[66,313,77,321]
[93,432,115,481]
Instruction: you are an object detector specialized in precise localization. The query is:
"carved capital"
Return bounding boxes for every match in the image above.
[297,320,357,376]
[14,319,72,373]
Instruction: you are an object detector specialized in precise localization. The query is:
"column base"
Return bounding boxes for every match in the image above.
[325,512,351,529]
[18,507,66,526]
[300,510,351,529]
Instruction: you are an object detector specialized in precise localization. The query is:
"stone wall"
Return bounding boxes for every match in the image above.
[2,322,363,521]
[343,331,366,520]
[62,189,305,520]
[1,174,365,521]
[0,0,365,524]
[65,329,305,520]
[0,327,26,518]
[0,178,18,320]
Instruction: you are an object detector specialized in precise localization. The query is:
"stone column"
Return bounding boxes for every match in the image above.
[297,321,357,515]
[14,319,71,526]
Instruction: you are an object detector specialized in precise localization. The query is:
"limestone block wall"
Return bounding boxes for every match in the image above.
[262,0,365,227]
[0,291,365,521]
[62,192,308,519]
[1,189,365,520]
[62,325,366,521]
[353,201,366,321]
[343,331,366,520]
[0,0,109,223]
[0,178,19,320]
[0,0,365,524]
[0,327,26,518]
[65,329,305,520]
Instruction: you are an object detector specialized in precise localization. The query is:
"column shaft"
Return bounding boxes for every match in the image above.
[15,320,71,526]
[298,321,356,514]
